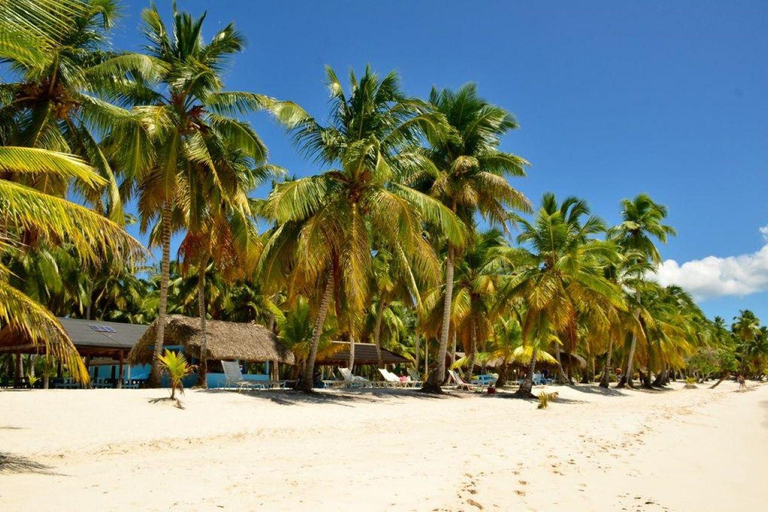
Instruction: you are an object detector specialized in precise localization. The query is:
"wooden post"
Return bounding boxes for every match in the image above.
[15,352,22,387]
[117,351,124,389]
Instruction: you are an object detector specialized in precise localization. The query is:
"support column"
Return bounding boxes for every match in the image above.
[117,351,124,389]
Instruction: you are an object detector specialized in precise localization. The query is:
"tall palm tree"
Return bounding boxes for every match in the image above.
[260,66,465,391]
[447,229,508,380]
[127,4,300,386]
[497,193,624,397]
[409,83,530,391]
[610,194,675,388]
[732,309,761,375]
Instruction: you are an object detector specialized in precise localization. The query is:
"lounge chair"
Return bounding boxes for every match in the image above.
[407,368,423,385]
[221,360,265,391]
[377,369,417,388]
[339,367,371,388]
[471,374,499,387]
[448,369,483,391]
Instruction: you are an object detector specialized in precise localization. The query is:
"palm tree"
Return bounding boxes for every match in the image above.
[0,0,159,223]
[497,193,624,398]
[409,84,531,391]
[128,4,300,386]
[732,310,762,376]
[447,229,508,381]
[260,66,465,391]
[0,145,144,383]
[610,194,675,388]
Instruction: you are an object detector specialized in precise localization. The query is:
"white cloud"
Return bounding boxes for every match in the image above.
[654,225,768,301]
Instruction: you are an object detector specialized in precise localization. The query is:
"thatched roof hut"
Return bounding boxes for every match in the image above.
[128,315,294,365]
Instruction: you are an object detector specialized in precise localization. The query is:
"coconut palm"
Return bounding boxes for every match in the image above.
[0,0,160,223]
[408,83,531,391]
[497,193,624,397]
[126,4,301,386]
[732,310,762,376]
[260,66,465,391]
[609,194,675,388]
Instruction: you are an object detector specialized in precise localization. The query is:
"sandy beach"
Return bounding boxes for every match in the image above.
[1,381,765,511]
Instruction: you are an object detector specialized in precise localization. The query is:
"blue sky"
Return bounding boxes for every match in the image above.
[110,1,768,321]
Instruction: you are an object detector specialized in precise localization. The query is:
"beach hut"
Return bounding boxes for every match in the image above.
[128,315,295,387]
[0,318,148,388]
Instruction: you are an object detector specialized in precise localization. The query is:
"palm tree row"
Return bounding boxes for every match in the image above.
[1,1,756,392]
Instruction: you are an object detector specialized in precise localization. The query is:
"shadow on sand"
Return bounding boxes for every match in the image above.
[564,384,628,397]
[202,387,453,407]
[0,452,58,476]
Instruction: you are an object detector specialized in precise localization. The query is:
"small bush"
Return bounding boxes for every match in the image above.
[537,391,559,409]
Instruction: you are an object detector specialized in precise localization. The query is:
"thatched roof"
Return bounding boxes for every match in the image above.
[315,341,409,366]
[128,315,294,365]
[485,350,587,370]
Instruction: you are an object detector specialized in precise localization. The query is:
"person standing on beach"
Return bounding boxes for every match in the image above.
[737,374,746,390]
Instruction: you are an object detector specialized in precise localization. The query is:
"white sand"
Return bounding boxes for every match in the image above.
[1,381,765,511]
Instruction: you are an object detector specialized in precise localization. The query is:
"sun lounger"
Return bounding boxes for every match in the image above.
[377,369,417,388]
[448,369,483,391]
[339,367,371,388]
[221,360,266,391]
[407,368,423,386]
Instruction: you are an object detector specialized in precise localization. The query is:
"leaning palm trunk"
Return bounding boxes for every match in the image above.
[464,317,477,382]
[147,202,172,388]
[554,343,569,384]
[599,339,614,388]
[297,272,334,392]
[373,301,385,368]
[423,245,454,392]
[709,371,729,389]
[195,258,209,388]
[514,346,537,398]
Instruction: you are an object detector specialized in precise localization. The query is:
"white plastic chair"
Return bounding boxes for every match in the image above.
[221,360,264,391]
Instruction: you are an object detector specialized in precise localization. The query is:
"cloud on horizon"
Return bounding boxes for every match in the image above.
[655,225,768,301]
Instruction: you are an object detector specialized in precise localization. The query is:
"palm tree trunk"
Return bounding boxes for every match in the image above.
[709,371,729,389]
[450,330,457,366]
[373,300,386,368]
[147,201,172,388]
[464,317,477,382]
[348,332,356,371]
[297,272,334,392]
[196,257,209,388]
[619,292,642,389]
[85,277,94,320]
[424,245,454,392]
[599,339,614,388]
[515,346,537,398]
[554,343,569,384]
[414,334,420,376]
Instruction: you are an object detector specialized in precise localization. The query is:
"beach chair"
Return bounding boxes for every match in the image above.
[221,360,265,391]
[407,368,423,386]
[448,369,482,391]
[377,369,415,388]
[471,374,498,387]
[339,367,371,388]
